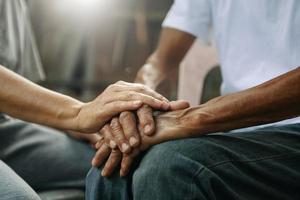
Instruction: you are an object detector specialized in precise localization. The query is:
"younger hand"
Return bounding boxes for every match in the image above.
[75,81,170,133]
[67,130,101,147]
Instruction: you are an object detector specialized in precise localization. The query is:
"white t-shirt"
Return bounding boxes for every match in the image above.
[0,0,45,82]
[163,0,300,128]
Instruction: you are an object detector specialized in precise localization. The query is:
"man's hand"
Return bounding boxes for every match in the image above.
[94,66,300,176]
[92,100,190,177]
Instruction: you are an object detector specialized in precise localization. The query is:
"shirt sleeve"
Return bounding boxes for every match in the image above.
[162,0,212,43]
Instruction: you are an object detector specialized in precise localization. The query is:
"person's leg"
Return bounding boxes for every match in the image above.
[0,116,94,191]
[86,123,300,200]
[0,160,41,200]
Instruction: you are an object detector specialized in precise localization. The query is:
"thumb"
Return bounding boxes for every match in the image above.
[170,100,190,111]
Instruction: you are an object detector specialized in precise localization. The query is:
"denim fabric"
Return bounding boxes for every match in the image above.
[86,123,300,200]
[0,160,41,200]
[0,116,94,199]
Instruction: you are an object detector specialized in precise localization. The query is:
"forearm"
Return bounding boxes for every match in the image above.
[136,28,195,89]
[145,67,300,146]
[181,67,300,135]
[0,66,82,130]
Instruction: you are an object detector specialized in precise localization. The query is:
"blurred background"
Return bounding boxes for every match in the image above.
[27,0,219,104]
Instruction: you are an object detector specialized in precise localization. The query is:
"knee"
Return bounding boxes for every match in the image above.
[85,167,101,198]
[133,140,194,187]
[86,167,130,200]
[132,137,222,186]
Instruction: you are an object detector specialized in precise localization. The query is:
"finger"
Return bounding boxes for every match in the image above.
[120,149,140,177]
[119,111,140,147]
[111,91,170,110]
[115,82,169,103]
[170,100,190,110]
[103,100,143,120]
[94,134,104,149]
[95,140,102,149]
[101,149,122,177]
[91,141,111,167]
[100,125,117,149]
[110,117,131,154]
[137,105,155,136]
[88,134,103,146]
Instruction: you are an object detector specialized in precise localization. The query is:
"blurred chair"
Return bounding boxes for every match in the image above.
[200,65,222,103]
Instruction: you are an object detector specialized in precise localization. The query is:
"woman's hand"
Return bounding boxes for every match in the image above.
[74,81,170,133]
[67,130,102,147]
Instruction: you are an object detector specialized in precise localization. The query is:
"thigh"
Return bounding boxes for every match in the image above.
[86,124,300,200]
[0,160,40,200]
[0,116,95,191]
[134,123,300,200]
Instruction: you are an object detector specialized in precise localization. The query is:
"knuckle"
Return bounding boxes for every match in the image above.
[107,84,117,91]
[129,91,136,98]
[110,119,123,135]
[102,124,110,132]
[102,127,112,139]
[110,124,122,134]
[111,118,119,126]
[125,92,134,100]
[136,84,146,92]
[116,80,125,85]
[108,84,114,89]
[140,105,152,114]
[119,111,132,121]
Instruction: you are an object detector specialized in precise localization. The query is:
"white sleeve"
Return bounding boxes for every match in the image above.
[162,0,212,42]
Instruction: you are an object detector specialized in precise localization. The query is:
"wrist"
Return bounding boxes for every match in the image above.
[135,63,165,90]
[136,53,174,89]
[169,105,220,137]
[141,110,185,149]
[60,98,84,131]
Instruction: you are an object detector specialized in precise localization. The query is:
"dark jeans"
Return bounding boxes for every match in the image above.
[0,115,94,199]
[86,123,300,200]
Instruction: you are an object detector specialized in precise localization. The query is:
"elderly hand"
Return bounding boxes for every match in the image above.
[92,100,190,177]
[74,81,170,134]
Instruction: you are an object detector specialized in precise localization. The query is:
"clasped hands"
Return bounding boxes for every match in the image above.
[77,81,189,177]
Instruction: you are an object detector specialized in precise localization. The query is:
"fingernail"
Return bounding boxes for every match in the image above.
[122,143,130,153]
[144,124,152,134]
[95,142,101,149]
[110,140,117,149]
[101,170,106,176]
[129,137,138,146]
[120,170,125,177]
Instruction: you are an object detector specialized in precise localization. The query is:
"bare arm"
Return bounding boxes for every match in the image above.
[0,66,82,130]
[0,66,170,133]
[146,67,300,145]
[94,67,300,177]
[135,28,195,89]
